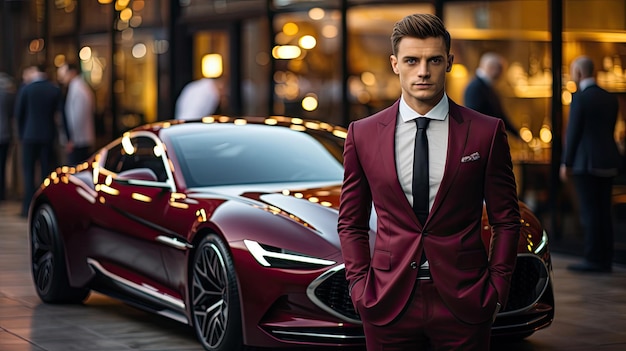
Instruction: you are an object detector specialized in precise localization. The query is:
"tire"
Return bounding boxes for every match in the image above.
[30,203,90,303]
[191,234,243,351]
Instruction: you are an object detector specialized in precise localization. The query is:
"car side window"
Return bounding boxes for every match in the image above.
[104,143,124,173]
[104,135,168,183]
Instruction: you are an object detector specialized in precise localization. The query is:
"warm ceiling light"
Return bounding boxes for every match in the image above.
[131,43,147,58]
[119,8,133,21]
[361,71,376,86]
[272,45,301,59]
[562,90,572,105]
[299,35,316,50]
[520,127,533,143]
[539,125,552,143]
[308,7,325,20]
[302,95,318,111]
[282,22,298,36]
[54,54,66,67]
[28,38,45,53]
[79,46,92,61]
[115,0,130,11]
[322,25,338,38]
[202,54,223,78]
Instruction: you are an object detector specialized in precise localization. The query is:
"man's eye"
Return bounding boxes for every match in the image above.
[431,58,442,64]
[406,58,416,64]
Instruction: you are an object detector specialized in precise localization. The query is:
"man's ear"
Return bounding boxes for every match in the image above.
[390,55,399,74]
[446,54,455,72]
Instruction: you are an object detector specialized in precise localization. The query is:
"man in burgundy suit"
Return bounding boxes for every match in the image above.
[338,14,521,350]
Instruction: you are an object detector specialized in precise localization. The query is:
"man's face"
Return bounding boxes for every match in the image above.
[390,36,453,114]
[22,66,35,83]
[57,65,68,84]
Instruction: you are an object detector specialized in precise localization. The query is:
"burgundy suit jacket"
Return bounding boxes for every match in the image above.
[338,98,520,326]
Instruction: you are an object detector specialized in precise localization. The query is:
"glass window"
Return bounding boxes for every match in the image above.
[80,0,112,32]
[272,8,343,125]
[49,0,76,36]
[104,135,167,182]
[78,35,112,148]
[113,28,162,132]
[104,142,124,173]
[563,0,626,146]
[170,124,344,187]
[14,1,46,69]
[444,0,551,164]
[180,0,264,20]
[133,0,168,27]
[190,31,229,114]
[272,0,340,10]
[242,18,271,116]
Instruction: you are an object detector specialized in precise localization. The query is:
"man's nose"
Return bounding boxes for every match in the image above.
[417,62,430,77]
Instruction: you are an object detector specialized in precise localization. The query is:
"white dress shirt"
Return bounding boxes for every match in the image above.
[578,77,595,92]
[175,78,220,120]
[395,94,450,213]
[65,76,95,147]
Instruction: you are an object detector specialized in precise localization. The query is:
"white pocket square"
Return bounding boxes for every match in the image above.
[461,152,480,163]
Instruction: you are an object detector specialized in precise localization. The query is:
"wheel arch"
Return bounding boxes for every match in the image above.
[29,200,91,303]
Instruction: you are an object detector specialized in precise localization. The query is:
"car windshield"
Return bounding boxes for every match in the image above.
[170,124,345,187]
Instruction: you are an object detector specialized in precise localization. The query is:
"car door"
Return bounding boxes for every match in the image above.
[90,132,182,303]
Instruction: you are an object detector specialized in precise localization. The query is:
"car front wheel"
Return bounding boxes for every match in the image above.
[30,203,90,303]
[191,234,243,351]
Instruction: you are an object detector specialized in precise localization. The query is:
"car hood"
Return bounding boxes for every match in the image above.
[188,181,375,250]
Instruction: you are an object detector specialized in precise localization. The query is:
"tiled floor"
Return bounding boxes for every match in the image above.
[1,200,626,351]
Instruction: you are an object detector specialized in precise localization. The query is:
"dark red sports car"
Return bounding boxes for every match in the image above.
[29,116,553,351]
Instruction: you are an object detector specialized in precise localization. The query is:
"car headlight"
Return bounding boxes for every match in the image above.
[534,230,549,255]
[244,239,336,269]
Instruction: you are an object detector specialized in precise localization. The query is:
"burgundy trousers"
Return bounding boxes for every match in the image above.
[360,279,492,351]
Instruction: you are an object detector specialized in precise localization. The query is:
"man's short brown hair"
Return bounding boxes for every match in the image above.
[390,14,451,56]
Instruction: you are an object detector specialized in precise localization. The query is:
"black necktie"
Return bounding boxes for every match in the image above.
[412,117,430,224]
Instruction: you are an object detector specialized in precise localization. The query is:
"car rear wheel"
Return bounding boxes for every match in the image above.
[30,203,90,303]
[191,235,243,351]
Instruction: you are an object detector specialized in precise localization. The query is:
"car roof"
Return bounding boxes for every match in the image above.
[128,116,348,140]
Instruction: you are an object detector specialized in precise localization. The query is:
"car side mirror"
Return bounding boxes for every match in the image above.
[116,168,159,182]
[114,168,171,190]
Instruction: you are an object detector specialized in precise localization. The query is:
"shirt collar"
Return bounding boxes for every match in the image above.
[579,77,595,91]
[399,93,449,123]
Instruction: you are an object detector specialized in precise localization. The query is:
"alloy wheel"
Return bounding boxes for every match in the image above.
[191,235,241,351]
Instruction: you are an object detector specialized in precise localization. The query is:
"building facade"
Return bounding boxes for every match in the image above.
[1,0,625,248]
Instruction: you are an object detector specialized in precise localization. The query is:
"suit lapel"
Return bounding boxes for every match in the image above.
[430,101,469,218]
[377,100,420,225]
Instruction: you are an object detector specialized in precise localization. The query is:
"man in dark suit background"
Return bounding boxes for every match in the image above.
[560,55,622,273]
[0,71,16,202]
[338,14,520,350]
[14,64,61,216]
[464,52,520,138]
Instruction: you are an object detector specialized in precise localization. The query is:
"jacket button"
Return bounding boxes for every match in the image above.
[422,231,428,236]
[410,261,418,269]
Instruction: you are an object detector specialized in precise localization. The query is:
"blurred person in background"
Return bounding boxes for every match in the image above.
[464,52,520,139]
[0,71,16,202]
[560,55,622,273]
[14,64,61,217]
[57,62,95,165]
[175,77,220,120]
